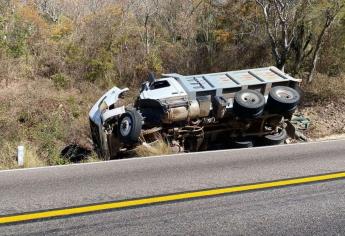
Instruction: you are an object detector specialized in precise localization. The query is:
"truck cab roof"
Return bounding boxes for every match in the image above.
[139,77,188,100]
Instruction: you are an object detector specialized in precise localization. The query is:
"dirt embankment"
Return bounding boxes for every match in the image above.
[301,100,345,139]
[1,73,345,169]
[299,74,345,140]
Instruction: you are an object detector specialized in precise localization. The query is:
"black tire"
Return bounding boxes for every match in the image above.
[118,108,142,144]
[233,89,265,118]
[261,129,288,146]
[232,139,254,148]
[294,85,305,105]
[267,86,300,114]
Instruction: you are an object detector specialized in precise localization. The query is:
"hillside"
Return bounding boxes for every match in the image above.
[1,0,345,169]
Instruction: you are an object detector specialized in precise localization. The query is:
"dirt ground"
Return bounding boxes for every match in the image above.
[300,99,345,140]
[292,74,345,140]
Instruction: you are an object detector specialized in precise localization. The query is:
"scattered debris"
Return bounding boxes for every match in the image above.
[291,114,311,130]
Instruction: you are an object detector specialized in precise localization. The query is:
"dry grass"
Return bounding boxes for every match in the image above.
[135,139,173,157]
[300,73,345,138]
[0,142,46,170]
[302,73,345,103]
[0,142,18,170]
[0,78,104,169]
[79,152,101,163]
[23,146,47,168]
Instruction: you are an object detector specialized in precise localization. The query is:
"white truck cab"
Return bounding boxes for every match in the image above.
[139,77,187,100]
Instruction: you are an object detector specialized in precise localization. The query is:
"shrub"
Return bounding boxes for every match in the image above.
[51,73,71,90]
[85,50,115,83]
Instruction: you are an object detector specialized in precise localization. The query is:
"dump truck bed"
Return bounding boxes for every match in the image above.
[163,66,300,99]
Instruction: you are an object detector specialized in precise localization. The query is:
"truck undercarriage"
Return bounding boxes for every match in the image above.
[89,67,302,159]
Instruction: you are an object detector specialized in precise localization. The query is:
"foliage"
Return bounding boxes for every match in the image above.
[51,73,71,89]
[85,50,114,83]
[0,0,345,168]
[50,16,73,40]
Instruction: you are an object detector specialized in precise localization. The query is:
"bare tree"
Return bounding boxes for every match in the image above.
[34,0,63,22]
[290,20,313,76]
[130,0,159,55]
[158,0,202,43]
[307,0,344,82]
[255,0,307,71]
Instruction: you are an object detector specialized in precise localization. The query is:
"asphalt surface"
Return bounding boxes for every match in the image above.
[1,139,345,235]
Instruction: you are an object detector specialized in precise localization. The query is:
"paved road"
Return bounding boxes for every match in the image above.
[1,140,345,235]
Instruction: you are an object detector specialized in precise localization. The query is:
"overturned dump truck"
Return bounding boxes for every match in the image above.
[89,67,302,159]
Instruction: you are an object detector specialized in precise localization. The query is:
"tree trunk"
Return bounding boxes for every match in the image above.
[145,25,149,55]
[308,54,318,83]
[144,15,150,55]
[307,24,327,83]
[307,4,344,82]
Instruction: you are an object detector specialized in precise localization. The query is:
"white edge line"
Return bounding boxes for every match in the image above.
[1,139,345,173]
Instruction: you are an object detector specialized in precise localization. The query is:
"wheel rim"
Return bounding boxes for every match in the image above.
[120,117,132,137]
[275,88,294,100]
[240,92,260,104]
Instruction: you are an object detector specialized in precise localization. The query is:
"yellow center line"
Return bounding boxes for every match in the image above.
[1,171,345,224]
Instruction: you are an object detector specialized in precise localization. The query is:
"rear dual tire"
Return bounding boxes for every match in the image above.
[267,86,300,114]
[233,86,301,118]
[233,89,265,118]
